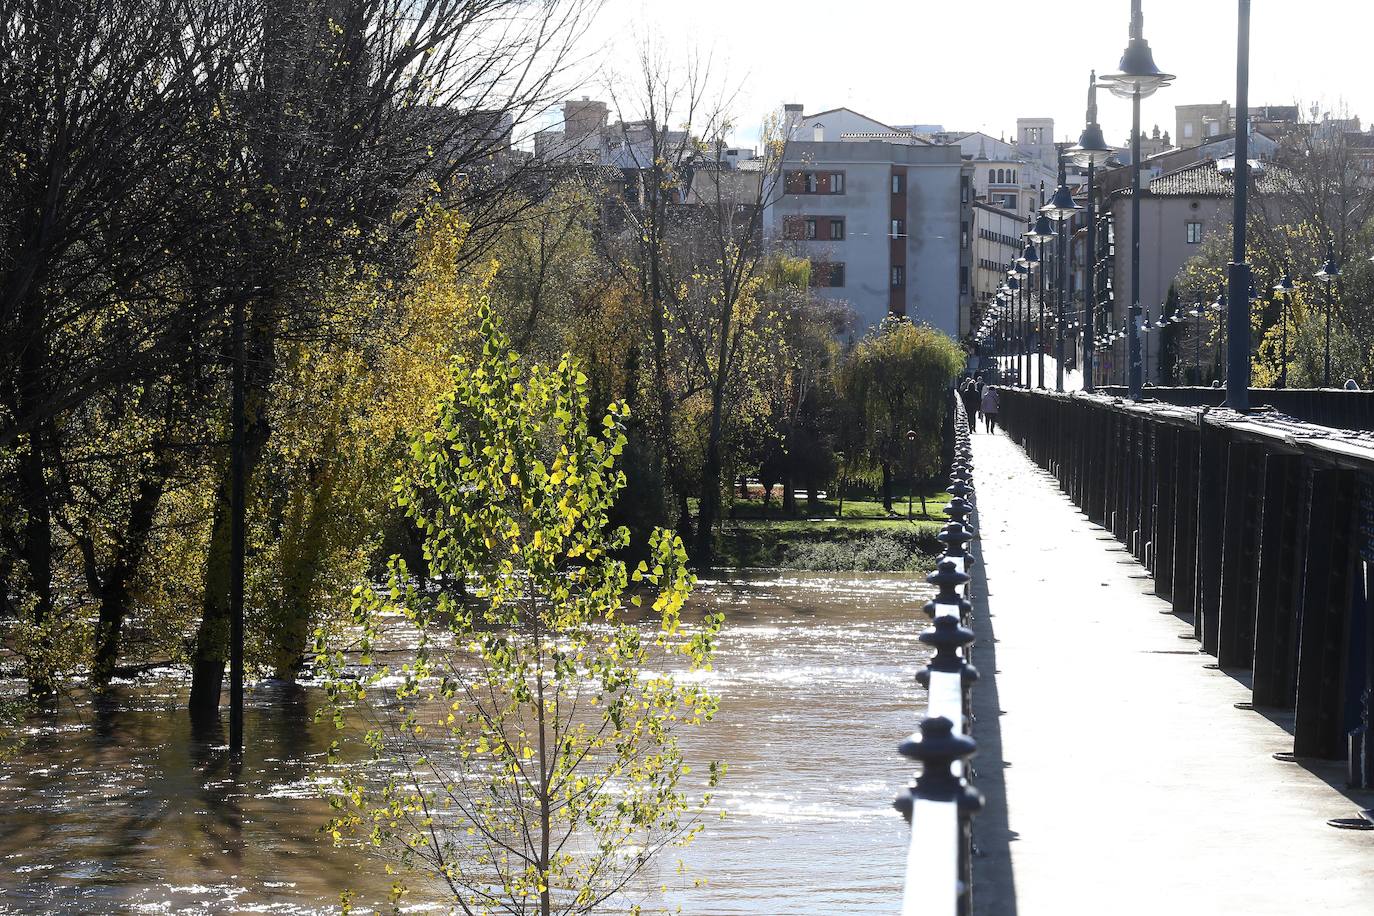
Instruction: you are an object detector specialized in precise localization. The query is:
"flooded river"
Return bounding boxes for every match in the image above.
[0,572,933,914]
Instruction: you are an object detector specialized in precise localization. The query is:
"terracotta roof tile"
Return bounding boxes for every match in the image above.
[1114,157,1300,198]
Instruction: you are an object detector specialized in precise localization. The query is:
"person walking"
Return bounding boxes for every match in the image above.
[980,384,1001,434]
[961,377,980,431]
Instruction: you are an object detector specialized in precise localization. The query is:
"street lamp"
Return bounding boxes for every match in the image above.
[1019,229,1040,390]
[1315,241,1342,387]
[905,429,918,520]
[1069,71,1114,395]
[1211,285,1226,382]
[1189,295,1204,384]
[1011,263,1022,384]
[1027,209,1055,389]
[1041,158,1082,393]
[999,293,1011,382]
[1098,0,1174,401]
[1273,265,1294,389]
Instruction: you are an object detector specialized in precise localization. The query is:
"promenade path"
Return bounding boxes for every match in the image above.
[967,428,1374,915]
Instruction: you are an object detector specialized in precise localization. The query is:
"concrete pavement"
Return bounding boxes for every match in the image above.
[967,428,1374,915]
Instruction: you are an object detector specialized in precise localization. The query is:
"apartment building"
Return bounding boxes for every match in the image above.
[1098,157,1297,383]
[767,111,973,337]
[971,201,1027,307]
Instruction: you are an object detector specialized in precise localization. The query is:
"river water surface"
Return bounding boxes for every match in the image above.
[0,572,932,914]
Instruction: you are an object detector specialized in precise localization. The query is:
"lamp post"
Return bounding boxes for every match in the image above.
[1028,208,1055,389]
[1212,284,1226,382]
[1189,295,1203,384]
[1006,266,1022,385]
[1215,0,1256,408]
[1098,0,1174,401]
[1069,72,1113,394]
[906,429,918,520]
[1001,293,1011,383]
[1020,229,1040,389]
[1316,241,1341,387]
[1041,155,1082,393]
[1005,259,1027,384]
[229,288,246,755]
[1273,265,1294,389]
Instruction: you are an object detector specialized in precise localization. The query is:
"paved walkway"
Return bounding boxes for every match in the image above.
[967,429,1374,915]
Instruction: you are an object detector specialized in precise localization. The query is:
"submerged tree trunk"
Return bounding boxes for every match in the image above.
[269,460,335,680]
[189,323,273,722]
[91,462,170,688]
[16,420,55,697]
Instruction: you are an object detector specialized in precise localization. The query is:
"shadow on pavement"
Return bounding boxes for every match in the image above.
[967,497,1019,916]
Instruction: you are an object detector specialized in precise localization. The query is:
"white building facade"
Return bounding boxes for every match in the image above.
[766,128,973,338]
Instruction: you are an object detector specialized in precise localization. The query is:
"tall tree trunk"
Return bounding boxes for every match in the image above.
[269,460,335,680]
[881,462,893,513]
[189,324,273,722]
[90,462,169,688]
[693,438,722,567]
[17,426,55,697]
[782,474,796,515]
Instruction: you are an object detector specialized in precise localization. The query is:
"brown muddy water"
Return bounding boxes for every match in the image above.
[0,572,933,914]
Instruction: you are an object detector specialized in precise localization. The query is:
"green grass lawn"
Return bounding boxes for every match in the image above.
[713,486,951,571]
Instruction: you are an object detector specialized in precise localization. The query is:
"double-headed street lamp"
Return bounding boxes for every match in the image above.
[1027,208,1055,388]
[1019,226,1041,389]
[1007,261,1026,387]
[1315,241,1342,387]
[1098,0,1174,401]
[1041,159,1082,393]
[1069,72,1114,394]
[1273,265,1295,388]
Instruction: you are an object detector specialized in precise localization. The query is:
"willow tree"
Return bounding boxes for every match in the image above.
[838,315,965,512]
[321,302,723,915]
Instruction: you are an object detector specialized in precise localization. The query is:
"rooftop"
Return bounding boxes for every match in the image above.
[1114,157,1300,199]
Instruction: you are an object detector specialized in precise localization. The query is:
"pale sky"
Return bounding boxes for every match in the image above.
[574,0,1374,147]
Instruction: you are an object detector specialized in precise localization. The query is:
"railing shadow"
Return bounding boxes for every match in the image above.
[966,499,1019,916]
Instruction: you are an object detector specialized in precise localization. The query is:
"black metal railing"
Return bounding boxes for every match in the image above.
[895,394,983,913]
[1096,385,1374,433]
[999,389,1374,824]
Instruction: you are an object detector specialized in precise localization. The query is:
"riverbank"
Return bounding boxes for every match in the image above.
[714,490,949,571]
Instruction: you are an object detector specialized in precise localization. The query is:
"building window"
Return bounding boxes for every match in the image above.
[1186,221,1203,244]
[892,265,905,287]
[810,262,845,288]
[892,174,904,194]
[1183,122,1195,139]
[891,218,905,238]
[830,172,845,193]
[830,218,845,240]
[961,174,970,203]
[805,173,818,193]
[960,266,970,295]
[1207,122,1220,137]
[805,218,818,240]
[961,221,969,249]
[813,124,825,142]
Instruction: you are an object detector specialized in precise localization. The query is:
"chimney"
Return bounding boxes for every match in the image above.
[783,103,804,140]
